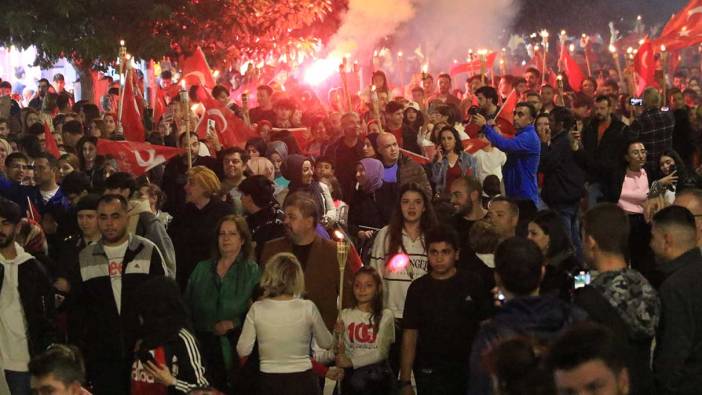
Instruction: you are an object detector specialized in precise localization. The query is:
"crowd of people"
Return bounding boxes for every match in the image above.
[1,47,702,395]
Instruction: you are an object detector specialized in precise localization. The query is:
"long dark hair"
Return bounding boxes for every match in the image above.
[386,183,438,258]
[403,107,425,131]
[352,266,385,335]
[531,210,573,259]
[76,135,104,171]
[438,126,463,154]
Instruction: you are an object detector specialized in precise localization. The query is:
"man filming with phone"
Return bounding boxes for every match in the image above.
[572,95,629,208]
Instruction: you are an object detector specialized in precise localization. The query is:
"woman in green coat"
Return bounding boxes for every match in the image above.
[185,214,261,393]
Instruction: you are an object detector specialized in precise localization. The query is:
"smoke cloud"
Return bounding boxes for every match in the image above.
[326,0,521,72]
[325,0,415,57]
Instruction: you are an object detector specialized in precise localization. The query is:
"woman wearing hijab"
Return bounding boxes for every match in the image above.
[280,154,336,225]
[265,141,289,189]
[130,277,209,395]
[348,158,394,258]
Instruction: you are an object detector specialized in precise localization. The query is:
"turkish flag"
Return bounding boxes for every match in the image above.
[399,148,431,165]
[153,84,181,125]
[450,53,497,76]
[96,139,183,176]
[560,45,585,92]
[194,88,254,149]
[43,121,60,158]
[120,67,146,142]
[462,138,489,154]
[654,0,702,51]
[634,40,656,96]
[181,46,216,88]
[660,0,702,37]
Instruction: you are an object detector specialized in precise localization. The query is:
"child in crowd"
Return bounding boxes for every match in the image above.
[333,267,395,394]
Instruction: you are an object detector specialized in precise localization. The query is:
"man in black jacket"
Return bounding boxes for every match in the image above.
[239,175,285,262]
[539,107,585,254]
[650,206,702,394]
[574,95,628,208]
[575,203,660,394]
[0,197,55,394]
[71,194,167,395]
[324,112,365,199]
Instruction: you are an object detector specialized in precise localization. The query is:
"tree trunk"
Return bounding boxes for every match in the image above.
[72,61,97,104]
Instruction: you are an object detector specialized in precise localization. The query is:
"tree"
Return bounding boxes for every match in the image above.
[0,0,341,102]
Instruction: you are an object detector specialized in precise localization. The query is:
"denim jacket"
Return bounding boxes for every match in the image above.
[431,151,478,194]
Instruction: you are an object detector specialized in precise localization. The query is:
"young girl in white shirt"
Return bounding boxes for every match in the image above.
[334,266,395,394]
[236,253,333,395]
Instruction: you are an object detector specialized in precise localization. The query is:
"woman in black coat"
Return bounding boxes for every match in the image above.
[526,210,582,302]
[168,166,235,290]
[348,158,392,262]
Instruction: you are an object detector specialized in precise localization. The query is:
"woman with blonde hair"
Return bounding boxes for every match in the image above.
[169,166,235,289]
[237,253,333,395]
[0,137,12,177]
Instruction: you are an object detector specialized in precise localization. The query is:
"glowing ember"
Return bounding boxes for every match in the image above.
[388,254,410,272]
[303,57,340,86]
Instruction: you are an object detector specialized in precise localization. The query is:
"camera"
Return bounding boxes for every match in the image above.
[630,97,643,106]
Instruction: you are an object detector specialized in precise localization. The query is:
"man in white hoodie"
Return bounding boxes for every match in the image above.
[0,197,55,394]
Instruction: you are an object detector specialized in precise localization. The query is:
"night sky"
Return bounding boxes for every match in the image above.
[512,0,688,36]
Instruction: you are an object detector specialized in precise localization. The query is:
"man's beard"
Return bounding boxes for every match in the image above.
[0,232,14,249]
[457,200,473,217]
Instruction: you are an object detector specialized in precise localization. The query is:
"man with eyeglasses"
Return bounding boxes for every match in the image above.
[473,102,540,205]
[0,152,35,215]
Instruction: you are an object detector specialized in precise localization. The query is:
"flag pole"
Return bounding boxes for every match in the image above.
[117,41,127,133]
[179,80,192,169]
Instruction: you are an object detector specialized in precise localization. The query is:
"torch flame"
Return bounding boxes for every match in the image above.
[557,74,563,81]
[388,254,410,273]
[120,40,125,47]
[660,44,667,52]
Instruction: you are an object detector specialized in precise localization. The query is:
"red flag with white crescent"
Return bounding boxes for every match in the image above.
[181,46,216,88]
[194,88,254,149]
[652,0,702,51]
[633,40,656,96]
[96,139,183,176]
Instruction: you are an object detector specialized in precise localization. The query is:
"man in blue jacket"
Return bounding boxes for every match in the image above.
[474,102,540,205]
